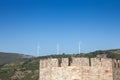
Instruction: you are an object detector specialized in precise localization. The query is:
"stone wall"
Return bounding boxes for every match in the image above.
[113,59,120,80]
[39,58,115,80]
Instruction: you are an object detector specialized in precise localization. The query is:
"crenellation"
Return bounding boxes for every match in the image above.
[61,58,68,67]
[118,60,120,68]
[117,60,120,68]
[113,59,120,68]
[39,57,120,80]
[113,59,120,80]
[80,58,89,66]
[40,59,47,68]
[49,58,58,67]
[101,58,113,68]
[71,58,81,66]
[91,58,102,67]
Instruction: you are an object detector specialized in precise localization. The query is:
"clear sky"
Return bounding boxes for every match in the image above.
[0,0,120,56]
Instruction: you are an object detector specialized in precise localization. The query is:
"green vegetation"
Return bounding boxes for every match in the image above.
[0,58,39,80]
[0,52,33,66]
[0,49,120,80]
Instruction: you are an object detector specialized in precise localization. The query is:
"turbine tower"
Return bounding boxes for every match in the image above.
[78,41,81,54]
[37,45,40,57]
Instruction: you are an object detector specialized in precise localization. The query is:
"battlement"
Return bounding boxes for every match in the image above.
[39,57,120,80]
[113,59,120,68]
[39,57,119,68]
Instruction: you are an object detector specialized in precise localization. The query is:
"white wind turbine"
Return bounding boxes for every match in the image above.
[78,41,81,54]
[37,45,40,57]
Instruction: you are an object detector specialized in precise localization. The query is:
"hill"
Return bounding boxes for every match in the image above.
[0,52,33,66]
[0,58,39,80]
[0,49,120,80]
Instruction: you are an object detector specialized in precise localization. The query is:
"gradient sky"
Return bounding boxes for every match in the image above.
[0,0,120,56]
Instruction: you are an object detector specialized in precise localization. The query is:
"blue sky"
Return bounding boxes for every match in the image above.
[0,0,120,56]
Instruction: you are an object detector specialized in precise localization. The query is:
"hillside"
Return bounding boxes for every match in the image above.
[0,52,33,66]
[0,58,39,80]
[0,49,120,80]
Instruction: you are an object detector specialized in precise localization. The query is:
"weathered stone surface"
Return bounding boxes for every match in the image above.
[39,58,120,80]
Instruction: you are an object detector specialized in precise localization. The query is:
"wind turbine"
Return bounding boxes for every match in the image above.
[37,45,40,57]
[78,41,81,54]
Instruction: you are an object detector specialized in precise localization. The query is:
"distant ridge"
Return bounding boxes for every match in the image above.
[0,52,33,66]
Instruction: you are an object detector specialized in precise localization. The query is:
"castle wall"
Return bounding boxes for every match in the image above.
[71,58,89,66]
[39,58,114,80]
[113,60,120,80]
